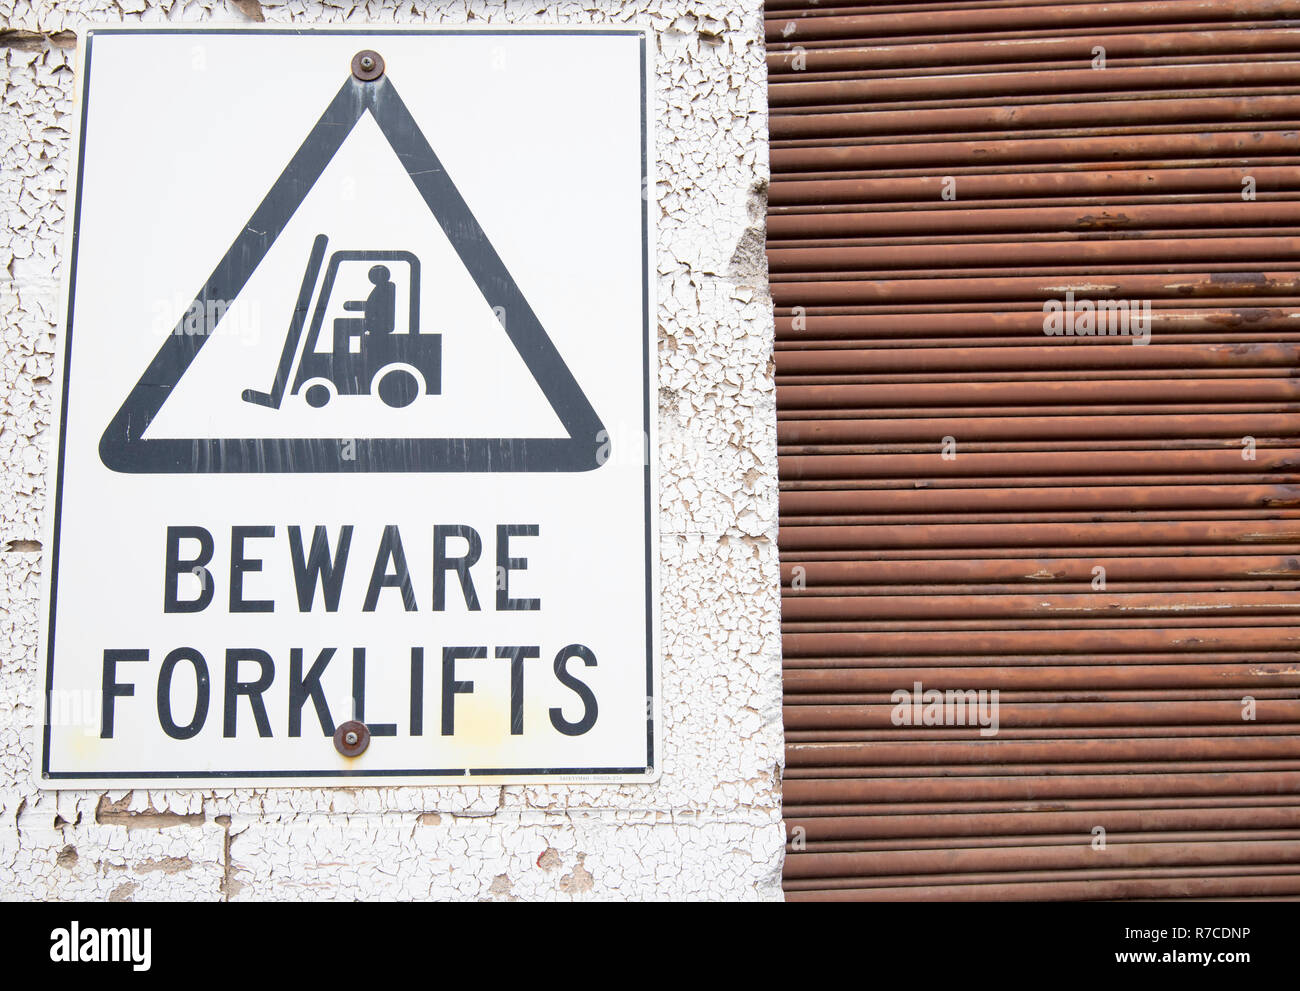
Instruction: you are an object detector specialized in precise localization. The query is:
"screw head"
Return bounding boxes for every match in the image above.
[351,49,385,82]
[333,720,370,758]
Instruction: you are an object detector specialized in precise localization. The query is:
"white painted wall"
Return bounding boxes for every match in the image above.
[0,1,781,900]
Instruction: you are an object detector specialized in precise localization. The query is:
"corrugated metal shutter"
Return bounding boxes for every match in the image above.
[768,0,1300,900]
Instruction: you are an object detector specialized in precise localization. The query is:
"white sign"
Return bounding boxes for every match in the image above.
[38,27,657,787]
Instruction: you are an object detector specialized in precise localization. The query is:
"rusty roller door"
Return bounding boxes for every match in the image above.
[767,0,1300,901]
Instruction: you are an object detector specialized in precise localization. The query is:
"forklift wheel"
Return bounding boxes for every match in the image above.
[304,383,333,409]
[376,367,420,409]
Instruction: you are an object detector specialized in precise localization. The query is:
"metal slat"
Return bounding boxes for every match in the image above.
[771,129,1300,172]
[766,32,1300,75]
[768,2,1297,44]
[783,872,1300,901]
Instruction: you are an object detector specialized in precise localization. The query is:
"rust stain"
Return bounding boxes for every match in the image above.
[1075,212,1133,230]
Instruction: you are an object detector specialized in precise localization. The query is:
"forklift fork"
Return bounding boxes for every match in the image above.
[241,234,330,409]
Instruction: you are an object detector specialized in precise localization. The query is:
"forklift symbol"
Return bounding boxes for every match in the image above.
[242,234,440,410]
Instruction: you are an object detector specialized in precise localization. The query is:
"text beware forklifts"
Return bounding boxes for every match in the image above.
[96,523,600,744]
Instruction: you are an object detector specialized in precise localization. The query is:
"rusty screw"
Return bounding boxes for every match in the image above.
[333,720,370,757]
[351,49,385,82]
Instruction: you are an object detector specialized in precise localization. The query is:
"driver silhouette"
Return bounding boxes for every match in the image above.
[333,264,396,351]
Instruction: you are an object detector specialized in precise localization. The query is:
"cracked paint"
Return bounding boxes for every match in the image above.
[0,0,781,901]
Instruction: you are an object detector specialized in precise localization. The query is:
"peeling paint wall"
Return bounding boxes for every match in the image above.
[0,1,781,900]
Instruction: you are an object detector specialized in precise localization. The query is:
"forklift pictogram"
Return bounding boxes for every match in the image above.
[102,59,609,474]
[242,234,441,410]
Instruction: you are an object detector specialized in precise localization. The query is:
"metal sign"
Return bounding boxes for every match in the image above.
[38,27,657,787]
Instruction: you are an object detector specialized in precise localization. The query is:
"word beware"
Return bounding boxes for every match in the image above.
[164,523,541,614]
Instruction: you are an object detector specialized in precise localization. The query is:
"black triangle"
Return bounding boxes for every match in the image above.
[99,72,607,473]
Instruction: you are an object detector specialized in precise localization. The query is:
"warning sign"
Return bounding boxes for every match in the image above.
[38,27,657,787]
